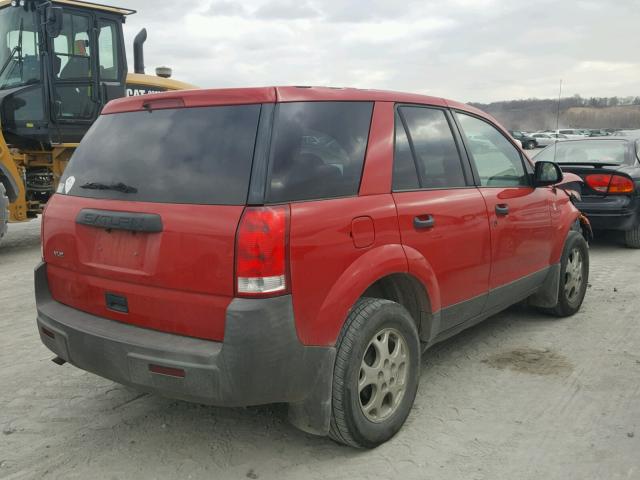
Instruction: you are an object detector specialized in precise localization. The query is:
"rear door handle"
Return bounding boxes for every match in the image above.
[495,204,510,216]
[414,215,435,229]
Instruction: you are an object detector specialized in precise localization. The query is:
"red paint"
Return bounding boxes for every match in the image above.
[478,187,554,288]
[289,195,402,345]
[393,189,492,309]
[351,217,375,248]
[43,86,582,348]
[358,102,394,196]
[43,195,240,341]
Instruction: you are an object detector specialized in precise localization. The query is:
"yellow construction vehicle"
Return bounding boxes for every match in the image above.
[0,0,193,243]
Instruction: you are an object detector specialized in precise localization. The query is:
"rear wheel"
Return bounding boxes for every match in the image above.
[545,232,589,317]
[329,298,420,448]
[0,184,9,244]
[525,140,536,150]
[624,226,640,249]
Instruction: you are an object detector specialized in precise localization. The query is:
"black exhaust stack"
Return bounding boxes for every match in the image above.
[133,28,147,74]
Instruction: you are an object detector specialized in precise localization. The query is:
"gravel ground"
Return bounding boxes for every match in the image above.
[1,218,639,480]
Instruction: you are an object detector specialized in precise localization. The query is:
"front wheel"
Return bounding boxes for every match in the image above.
[624,226,640,249]
[546,231,589,317]
[525,140,536,150]
[329,298,420,448]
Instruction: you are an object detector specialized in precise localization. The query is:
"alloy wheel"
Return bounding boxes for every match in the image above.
[564,248,584,303]
[358,328,409,423]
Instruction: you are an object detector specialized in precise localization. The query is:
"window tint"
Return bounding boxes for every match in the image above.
[400,107,467,189]
[393,113,419,190]
[54,85,97,120]
[456,112,528,187]
[267,102,373,203]
[98,21,119,81]
[60,105,261,205]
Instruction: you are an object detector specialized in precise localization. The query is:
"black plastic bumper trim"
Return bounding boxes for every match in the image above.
[34,263,334,435]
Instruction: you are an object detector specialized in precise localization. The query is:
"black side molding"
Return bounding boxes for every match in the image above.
[76,209,163,233]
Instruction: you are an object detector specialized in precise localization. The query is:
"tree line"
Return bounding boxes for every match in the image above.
[470,95,640,131]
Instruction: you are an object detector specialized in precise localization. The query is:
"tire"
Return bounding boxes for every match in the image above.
[525,141,536,150]
[0,183,9,244]
[329,297,420,448]
[624,226,640,249]
[545,231,589,317]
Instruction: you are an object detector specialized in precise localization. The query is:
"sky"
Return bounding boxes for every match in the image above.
[121,0,640,103]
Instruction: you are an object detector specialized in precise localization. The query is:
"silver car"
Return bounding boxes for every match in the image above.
[531,133,568,147]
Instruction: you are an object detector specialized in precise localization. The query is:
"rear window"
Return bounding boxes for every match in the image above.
[267,101,373,203]
[59,104,261,205]
[536,140,630,165]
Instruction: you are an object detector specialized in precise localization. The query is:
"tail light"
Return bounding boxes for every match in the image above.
[235,206,289,297]
[40,204,47,260]
[608,175,635,194]
[585,174,634,194]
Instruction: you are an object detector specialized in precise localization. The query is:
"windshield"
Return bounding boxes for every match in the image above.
[0,7,41,90]
[536,140,630,165]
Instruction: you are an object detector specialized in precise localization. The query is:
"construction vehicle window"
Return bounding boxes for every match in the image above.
[0,7,41,90]
[55,85,97,120]
[98,21,119,81]
[54,13,91,80]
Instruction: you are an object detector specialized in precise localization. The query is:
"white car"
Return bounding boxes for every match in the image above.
[547,129,588,139]
[531,133,569,147]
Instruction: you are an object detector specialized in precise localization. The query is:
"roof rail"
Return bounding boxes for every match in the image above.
[49,0,136,16]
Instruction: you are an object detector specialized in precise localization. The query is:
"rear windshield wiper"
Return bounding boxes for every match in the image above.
[80,182,138,194]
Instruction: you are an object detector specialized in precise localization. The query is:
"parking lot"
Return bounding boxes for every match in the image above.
[1,218,639,480]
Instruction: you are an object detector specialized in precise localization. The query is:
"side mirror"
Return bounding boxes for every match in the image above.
[45,6,63,38]
[534,161,563,187]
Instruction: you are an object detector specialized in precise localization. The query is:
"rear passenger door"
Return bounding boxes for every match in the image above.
[392,106,492,333]
[453,112,554,307]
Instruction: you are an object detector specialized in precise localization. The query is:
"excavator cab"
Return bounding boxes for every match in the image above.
[0,0,132,147]
[0,0,192,238]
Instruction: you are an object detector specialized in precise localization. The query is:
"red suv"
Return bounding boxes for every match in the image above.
[36,87,589,448]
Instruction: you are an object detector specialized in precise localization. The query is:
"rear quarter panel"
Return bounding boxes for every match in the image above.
[289,195,404,346]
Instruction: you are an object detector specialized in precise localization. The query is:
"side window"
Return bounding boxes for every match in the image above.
[98,21,120,81]
[456,112,528,187]
[54,13,91,79]
[400,106,467,189]
[393,113,419,190]
[267,102,373,203]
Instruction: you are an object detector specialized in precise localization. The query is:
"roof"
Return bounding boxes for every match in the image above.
[0,0,136,16]
[102,86,489,117]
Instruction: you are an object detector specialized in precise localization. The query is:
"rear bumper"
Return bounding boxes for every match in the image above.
[574,196,640,231]
[35,263,335,435]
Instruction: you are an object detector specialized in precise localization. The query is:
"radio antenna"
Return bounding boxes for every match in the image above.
[553,79,563,162]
